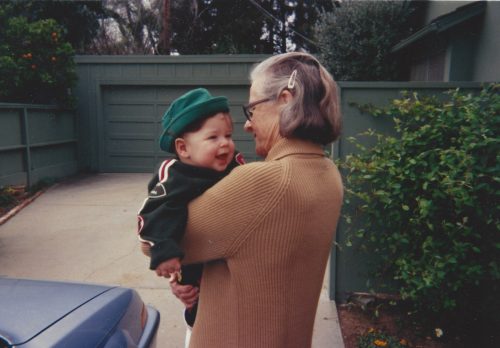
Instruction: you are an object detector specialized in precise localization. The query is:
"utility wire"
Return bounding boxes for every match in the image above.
[247,0,320,48]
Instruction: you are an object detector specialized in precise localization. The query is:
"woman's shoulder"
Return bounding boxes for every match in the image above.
[217,160,288,194]
[231,160,284,178]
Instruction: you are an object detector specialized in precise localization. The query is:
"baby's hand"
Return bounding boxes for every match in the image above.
[140,242,151,257]
[155,257,182,281]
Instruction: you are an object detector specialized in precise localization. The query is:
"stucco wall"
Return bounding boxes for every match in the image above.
[424,0,476,23]
[424,0,500,82]
[471,1,500,81]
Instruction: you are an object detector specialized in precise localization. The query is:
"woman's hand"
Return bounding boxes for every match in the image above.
[170,278,199,309]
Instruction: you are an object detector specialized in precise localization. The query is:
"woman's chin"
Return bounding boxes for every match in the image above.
[255,147,267,158]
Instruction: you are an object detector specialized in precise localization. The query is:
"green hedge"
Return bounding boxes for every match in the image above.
[341,84,499,338]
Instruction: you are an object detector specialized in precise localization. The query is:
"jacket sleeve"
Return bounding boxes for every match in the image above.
[181,161,287,264]
[137,160,188,270]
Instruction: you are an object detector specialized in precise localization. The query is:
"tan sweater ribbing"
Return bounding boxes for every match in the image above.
[182,138,343,348]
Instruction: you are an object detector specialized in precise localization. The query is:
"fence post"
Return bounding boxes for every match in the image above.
[21,107,32,189]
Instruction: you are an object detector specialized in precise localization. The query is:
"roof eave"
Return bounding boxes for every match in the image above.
[391,1,486,53]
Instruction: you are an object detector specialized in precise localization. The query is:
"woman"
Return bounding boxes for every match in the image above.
[173,52,343,348]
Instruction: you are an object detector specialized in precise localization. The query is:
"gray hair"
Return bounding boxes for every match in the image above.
[250,52,341,144]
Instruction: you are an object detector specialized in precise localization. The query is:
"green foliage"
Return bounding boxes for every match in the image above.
[0,4,77,106]
[341,85,500,321]
[314,0,422,80]
[6,0,104,53]
[358,329,407,348]
[0,186,17,208]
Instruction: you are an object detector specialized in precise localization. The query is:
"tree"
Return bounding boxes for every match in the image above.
[292,0,335,53]
[249,0,335,53]
[0,0,338,56]
[314,0,424,81]
[157,0,171,54]
[5,0,105,54]
[168,0,335,54]
[0,4,77,106]
[89,0,334,55]
[88,0,161,54]
[169,0,266,54]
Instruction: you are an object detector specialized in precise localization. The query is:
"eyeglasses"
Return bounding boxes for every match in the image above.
[242,97,271,121]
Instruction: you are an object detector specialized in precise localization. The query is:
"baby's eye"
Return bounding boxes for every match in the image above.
[225,133,233,139]
[207,135,217,140]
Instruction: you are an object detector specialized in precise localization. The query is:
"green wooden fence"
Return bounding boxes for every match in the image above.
[0,103,78,188]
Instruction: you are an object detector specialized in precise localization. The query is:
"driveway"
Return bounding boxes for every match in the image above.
[0,173,344,347]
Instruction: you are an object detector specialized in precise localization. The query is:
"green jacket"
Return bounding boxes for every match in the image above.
[137,153,244,270]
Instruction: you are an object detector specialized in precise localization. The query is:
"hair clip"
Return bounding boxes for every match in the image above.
[287,69,297,89]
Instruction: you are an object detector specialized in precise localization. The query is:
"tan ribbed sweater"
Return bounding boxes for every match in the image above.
[182,138,343,348]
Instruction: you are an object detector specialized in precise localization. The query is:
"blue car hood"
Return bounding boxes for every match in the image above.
[0,278,113,345]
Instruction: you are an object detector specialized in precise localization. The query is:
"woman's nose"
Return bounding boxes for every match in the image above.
[243,120,252,132]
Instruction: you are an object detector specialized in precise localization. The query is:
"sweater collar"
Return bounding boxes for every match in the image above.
[175,160,228,179]
[265,138,326,162]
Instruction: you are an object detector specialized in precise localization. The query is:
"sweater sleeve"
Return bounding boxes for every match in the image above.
[181,160,288,264]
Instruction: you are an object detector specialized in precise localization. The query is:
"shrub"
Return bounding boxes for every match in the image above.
[0,5,76,106]
[341,85,499,337]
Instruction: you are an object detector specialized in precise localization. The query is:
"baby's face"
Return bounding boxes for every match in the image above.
[180,113,235,172]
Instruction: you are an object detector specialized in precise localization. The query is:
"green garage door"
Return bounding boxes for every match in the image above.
[101,84,257,173]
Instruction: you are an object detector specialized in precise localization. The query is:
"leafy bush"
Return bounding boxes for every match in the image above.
[0,4,76,106]
[341,85,499,334]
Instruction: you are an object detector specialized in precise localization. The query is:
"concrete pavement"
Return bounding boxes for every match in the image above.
[0,173,344,348]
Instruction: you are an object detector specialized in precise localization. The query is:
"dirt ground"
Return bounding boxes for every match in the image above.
[337,292,499,348]
[0,184,49,224]
[0,186,32,221]
[337,299,447,348]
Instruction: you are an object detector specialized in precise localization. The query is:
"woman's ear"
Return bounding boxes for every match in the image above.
[279,89,293,104]
[174,138,190,159]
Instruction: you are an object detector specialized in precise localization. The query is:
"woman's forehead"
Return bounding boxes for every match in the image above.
[250,79,264,98]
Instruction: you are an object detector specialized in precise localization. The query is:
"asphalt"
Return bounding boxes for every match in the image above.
[0,173,345,348]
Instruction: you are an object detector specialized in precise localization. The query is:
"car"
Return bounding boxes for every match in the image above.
[0,277,160,348]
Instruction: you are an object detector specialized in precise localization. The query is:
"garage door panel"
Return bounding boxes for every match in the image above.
[106,86,157,102]
[107,138,155,154]
[157,87,194,101]
[155,104,169,118]
[102,85,254,172]
[108,122,156,137]
[209,86,247,99]
[106,104,156,120]
[232,120,248,135]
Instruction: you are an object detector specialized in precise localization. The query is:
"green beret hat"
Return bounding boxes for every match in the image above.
[159,88,229,153]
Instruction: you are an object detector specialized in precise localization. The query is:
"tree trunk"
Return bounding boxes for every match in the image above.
[158,0,170,54]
